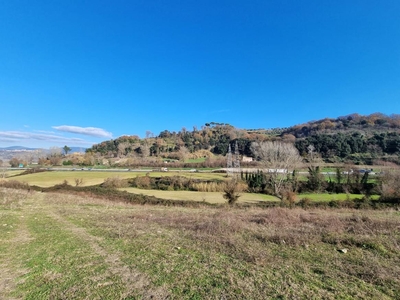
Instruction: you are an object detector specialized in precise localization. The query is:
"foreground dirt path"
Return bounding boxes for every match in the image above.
[2,188,400,299]
[0,217,32,300]
[0,191,168,299]
[46,207,151,298]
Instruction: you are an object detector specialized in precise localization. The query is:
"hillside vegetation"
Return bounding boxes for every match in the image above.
[83,113,400,166]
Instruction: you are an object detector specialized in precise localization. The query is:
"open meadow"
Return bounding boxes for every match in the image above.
[5,170,227,188]
[6,169,378,204]
[1,187,400,299]
[119,187,278,204]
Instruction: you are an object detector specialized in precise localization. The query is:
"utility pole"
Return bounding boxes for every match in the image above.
[227,144,233,176]
[233,141,241,171]
[227,141,240,177]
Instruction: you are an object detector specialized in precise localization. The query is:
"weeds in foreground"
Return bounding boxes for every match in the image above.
[0,187,30,209]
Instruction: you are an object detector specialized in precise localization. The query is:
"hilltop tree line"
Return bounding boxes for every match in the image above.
[282,112,400,138]
[85,113,400,166]
[11,113,397,168]
[86,124,269,159]
[296,132,400,164]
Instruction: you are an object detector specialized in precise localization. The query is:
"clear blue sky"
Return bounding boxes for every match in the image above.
[1,0,399,148]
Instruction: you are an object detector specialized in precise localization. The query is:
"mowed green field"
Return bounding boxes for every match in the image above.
[8,170,227,188]
[7,170,377,204]
[297,193,380,201]
[119,188,376,204]
[9,171,135,187]
[120,187,279,204]
[3,170,25,177]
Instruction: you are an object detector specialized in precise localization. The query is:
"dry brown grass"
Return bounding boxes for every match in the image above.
[2,189,400,299]
[0,187,31,209]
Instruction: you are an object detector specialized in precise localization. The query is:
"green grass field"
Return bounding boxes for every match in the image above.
[8,170,228,187]
[2,170,25,177]
[297,193,380,201]
[7,171,136,187]
[184,157,207,163]
[118,188,378,205]
[6,170,381,205]
[1,188,399,299]
[120,187,279,204]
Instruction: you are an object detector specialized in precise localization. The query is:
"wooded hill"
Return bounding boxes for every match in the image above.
[86,113,400,165]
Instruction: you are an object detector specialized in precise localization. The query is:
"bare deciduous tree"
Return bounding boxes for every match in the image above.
[49,147,63,166]
[35,149,47,164]
[23,152,35,165]
[250,141,303,199]
[83,153,96,166]
[139,143,150,159]
[49,147,62,156]
[145,130,154,138]
[379,167,400,200]
[117,142,130,157]
[0,159,7,179]
[223,178,243,205]
[178,146,190,162]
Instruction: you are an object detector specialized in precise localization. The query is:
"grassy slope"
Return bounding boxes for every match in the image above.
[1,188,400,299]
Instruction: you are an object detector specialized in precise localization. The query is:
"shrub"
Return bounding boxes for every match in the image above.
[379,169,400,202]
[298,197,312,208]
[223,179,243,205]
[102,177,128,188]
[190,181,224,192]
[74,178,84,186]
[131,175,152,189]
[281,190,297,207]
[0,180,30,190]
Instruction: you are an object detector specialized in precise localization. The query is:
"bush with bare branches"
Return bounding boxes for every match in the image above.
[223,179,244,205]
[379,168,400,201]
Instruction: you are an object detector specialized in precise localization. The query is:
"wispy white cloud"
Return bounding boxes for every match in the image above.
[34,130,56,134]
[0,131,91,146]
[53,125,112,138]
[0,136,20,143]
